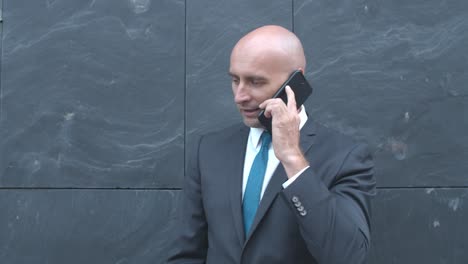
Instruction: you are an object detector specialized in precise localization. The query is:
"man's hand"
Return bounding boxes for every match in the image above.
[259,86,309,178]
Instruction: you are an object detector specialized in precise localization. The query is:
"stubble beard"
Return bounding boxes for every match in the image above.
[242,116,263,128]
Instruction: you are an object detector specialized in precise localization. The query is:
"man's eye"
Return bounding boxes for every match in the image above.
[232,79,239,84]
[252,80,264,86]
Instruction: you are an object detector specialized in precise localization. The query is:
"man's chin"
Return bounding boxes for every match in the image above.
[242,117,263,128]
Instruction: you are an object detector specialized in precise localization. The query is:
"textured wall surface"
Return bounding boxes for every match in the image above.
[0,0,466,263]
[0,0,185,188]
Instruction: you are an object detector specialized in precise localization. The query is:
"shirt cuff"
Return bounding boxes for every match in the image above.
[282,166,310,189]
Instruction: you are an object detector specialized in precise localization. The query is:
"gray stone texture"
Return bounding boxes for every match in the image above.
[0,189,180,263]
[0,0,185,188]
[294,0,468,187]
[369,188,468,263]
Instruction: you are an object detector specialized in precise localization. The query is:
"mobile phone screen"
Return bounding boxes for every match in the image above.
[258,70,313,132]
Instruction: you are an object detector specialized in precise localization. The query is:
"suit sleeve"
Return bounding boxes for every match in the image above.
[166,136,208,263]
[281,143,376,264]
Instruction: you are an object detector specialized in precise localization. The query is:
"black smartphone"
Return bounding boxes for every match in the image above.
[258,70,313,132]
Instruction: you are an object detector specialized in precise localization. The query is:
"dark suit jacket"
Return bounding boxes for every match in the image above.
[166,119,376,264]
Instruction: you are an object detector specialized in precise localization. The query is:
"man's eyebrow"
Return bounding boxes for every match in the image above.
[228,72,268,81]
[246,75,267,81]
[228,72,238,78]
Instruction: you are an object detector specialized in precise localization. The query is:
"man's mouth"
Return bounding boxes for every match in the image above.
[241,108,260,117]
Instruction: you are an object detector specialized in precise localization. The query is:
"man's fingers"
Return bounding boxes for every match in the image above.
[260,98,282,109]
[262,99,281,118]
[259,98,275,109]
[285,86,297,112]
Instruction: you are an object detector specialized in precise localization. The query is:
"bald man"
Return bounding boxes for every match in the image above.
[166,25,376,264]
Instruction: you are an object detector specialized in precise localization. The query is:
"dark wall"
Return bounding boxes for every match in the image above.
[0,0,466,263]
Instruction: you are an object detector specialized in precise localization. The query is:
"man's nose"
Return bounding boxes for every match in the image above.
[234,83,250,104]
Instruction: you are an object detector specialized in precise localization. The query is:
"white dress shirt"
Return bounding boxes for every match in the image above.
[242,106,309,200]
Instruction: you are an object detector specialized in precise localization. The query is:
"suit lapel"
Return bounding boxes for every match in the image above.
[228,125,250,246]
[244,119,317,244]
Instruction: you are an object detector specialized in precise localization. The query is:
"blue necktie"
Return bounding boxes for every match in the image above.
[243,132,272,234]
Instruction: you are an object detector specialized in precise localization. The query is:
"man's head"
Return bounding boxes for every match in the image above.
[229,25,306,128]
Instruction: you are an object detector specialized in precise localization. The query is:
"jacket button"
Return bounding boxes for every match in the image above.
[294,201,302,207]
[292,196,299,203]
[297,206,305,212]
[300,210,307,216]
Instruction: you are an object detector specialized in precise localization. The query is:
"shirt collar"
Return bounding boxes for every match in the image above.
[249,105,308,149]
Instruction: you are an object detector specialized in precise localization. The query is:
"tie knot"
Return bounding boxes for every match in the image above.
[260,132,271,149]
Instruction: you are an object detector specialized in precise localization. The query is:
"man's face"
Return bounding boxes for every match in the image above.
[229,47,291,128]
